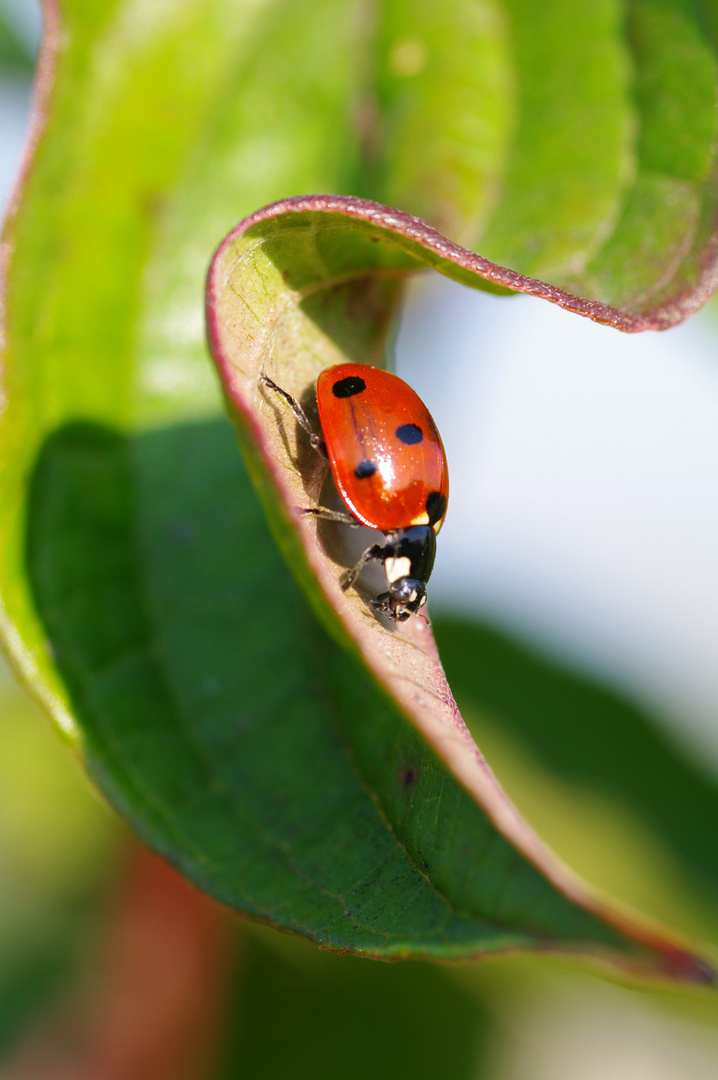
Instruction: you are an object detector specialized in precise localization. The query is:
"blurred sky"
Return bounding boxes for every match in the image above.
[1,0,716,780]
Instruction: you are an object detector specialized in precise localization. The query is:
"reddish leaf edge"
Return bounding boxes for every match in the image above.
[0,0,59,319]
[210,194,718,332]
[206,197,716,988]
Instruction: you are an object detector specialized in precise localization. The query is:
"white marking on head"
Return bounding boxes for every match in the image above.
[410,511,430,526]
[385,556,411,584]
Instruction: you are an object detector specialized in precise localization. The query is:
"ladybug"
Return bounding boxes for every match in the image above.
[261,363,448,622]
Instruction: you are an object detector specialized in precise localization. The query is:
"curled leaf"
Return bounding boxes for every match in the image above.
[206,195,716,982]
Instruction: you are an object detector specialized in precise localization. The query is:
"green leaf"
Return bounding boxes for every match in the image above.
[2,0,717,981]
[0,658,114,1055]
[22,414,700,973]
[434,616,718,906]
[218,928,491,1079]
[476,0,718,320]
[0,5,35,73]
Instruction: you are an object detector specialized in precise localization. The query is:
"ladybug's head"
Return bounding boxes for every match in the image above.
[374,576,428,622]
[374,525,436,622]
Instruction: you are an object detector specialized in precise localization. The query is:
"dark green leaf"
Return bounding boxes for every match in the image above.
[0,6,35,73]
[434,615,718,902]
[218,928,490,1080]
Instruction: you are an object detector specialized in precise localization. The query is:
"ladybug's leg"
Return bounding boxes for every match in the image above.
[371,593,395,616]
[261,373,367,537]
[260,374,326,456]
[261,377,348,523]
[301,507,362,527]
[341,543,386,592]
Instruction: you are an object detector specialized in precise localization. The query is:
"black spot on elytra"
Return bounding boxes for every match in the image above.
[396,422,423,445]
[354,459,377,479]
[426,491,447,526]
[332,375,366,398]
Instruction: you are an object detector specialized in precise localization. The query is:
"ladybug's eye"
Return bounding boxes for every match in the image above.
[390,580,411,601]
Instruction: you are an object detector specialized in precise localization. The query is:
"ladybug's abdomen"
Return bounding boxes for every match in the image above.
[316,363,448,534]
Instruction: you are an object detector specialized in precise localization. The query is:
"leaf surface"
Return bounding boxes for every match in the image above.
[1,0,717,981]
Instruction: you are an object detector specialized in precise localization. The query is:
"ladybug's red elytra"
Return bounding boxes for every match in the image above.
[261,362,448,622]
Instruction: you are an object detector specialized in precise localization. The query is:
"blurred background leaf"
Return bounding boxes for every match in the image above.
[434,615,718,903]
[0,658,116,1060]
[0,2,34,73]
